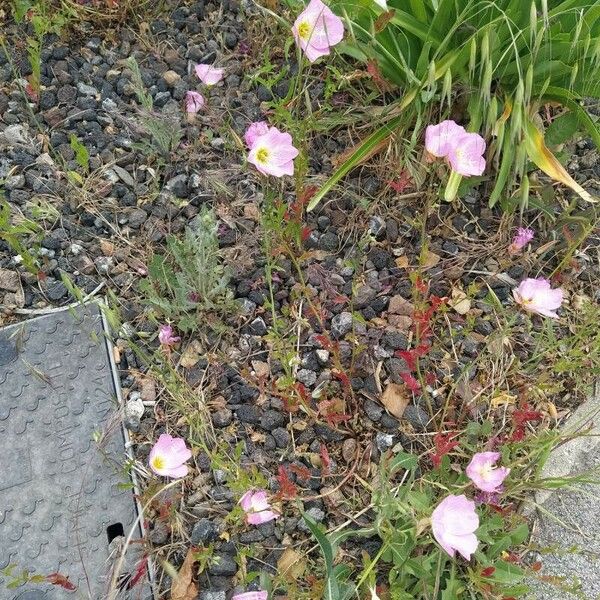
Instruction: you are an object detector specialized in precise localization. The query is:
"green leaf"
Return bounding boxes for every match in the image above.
[302,512,340,600]
[509,522,530,545]
[542,86,600,149]
[545,111,580,146]
[487,560,526,585]
[389,451,418,474]
[70,134,89,172]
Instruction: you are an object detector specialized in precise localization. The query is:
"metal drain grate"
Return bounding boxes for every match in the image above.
[0,304,151,600]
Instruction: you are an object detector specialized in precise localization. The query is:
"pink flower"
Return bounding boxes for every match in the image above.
[425,120,466,158]
[148,434,192,478]
[447,131,486,176]
[432,494,479,560]
[239,489,279,525]
[247,126,299,177]
[158,325,181,346]
[513,277,564,319]
[292,0,344,63]
[508,227,534,253]
[466,452,510,493]
[194,63,224,85]
[244,121,270,148]
[232,593,268,600]
[185,90,204,113]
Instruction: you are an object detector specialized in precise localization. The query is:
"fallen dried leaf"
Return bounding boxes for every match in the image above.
[395,255,410,269]
[170,549,197,600]
[450,288,471,315]
[422,251,441,269]
[277,547,307,581]
[490,392,517,408]
[180,340,203,368]
[380,383,410,419]
[251,360,270,378]
[100,239,115,256]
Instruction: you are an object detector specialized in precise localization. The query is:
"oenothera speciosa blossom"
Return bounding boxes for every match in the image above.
[185,90,204,113]
[232,592,268,600]
[292,0,344,63]
[425,120,486,177]
[246,123,299,177]
[513,277,564,319]
[431,494,479,560]
[239,489,279,525]
[194,63,224,85]
[149,434,192,478]
[466,452,510,493]
[158,324,181,346]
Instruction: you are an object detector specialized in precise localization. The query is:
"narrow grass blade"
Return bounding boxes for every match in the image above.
[307,114,405,212]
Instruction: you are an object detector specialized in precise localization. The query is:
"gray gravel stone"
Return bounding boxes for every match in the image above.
[191,518,219,544]
[199,592,226,600]
[331,312,353,338]
[249,317,268,336]
[209,554,238,576]
[403,405,430,431]
[297,369,317,387]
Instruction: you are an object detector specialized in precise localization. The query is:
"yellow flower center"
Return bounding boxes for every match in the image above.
[477,462,494,482]
[256,147,270,164]
[298,21,311,40]
[152,456,165,470]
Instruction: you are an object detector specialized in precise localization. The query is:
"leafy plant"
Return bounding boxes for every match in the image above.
[308,0,600,210]
[126,56,183,160]
[0,194,41,274]
[10,0,73,98]
[139,207,233,334]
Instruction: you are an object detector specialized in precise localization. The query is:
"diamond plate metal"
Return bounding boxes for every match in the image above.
[0,304,151,600]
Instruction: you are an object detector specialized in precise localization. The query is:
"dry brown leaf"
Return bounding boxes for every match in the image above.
[180,340,203,368]
[251,360,270,378]
[100,239,115,256]
[243,203,261,221]
[422,251,441,269]
[277,547,307,581]
[450,288,471,315]
[395,255,410,269]
[171,549,197,600]
[380,383,410,419]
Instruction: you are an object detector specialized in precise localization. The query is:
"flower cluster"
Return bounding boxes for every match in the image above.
[431,451,510,559]
[185,62,225,114]
[425,120,486,177]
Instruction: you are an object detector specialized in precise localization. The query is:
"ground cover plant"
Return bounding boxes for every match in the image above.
[1,0,600,599]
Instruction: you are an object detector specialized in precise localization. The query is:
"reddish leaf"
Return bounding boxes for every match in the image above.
[400,371,421,393]
[276,465,298,500]
[290,464,312,482]
[320,443,331,476]
[431,432,460,468]
[374,9,395,32]
[301,226,312,242]
[367,60,392,91]
[481,566,496,577]
[388,170,413,193]
[531,561,542,572]
[128,556,148,589]
[333,369,351,389]
[314,334,333,350]
[46,573,77,591]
